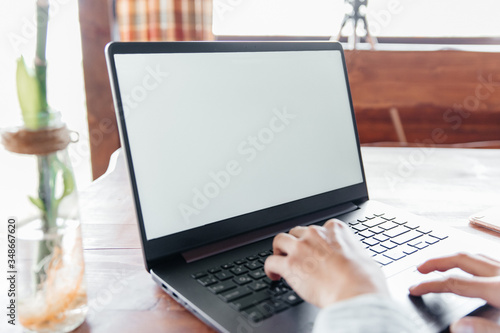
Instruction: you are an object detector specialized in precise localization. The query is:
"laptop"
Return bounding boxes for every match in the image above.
[105,41,499,332]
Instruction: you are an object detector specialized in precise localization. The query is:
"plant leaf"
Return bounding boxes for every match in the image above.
[16,57,46,129]
[53,157,75,206]
[29,195,46,212]
[60,163,75,199]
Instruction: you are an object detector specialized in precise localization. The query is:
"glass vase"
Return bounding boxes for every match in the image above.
[1,114,88,332]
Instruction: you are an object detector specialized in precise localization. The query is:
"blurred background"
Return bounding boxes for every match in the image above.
[0,0,499,200]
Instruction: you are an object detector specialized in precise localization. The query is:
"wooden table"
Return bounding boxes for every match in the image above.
[72,147,500,332]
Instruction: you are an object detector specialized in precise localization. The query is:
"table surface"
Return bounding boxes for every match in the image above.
[54,147,500,332]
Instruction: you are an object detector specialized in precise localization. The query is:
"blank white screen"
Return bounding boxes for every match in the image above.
[115,50,363,240]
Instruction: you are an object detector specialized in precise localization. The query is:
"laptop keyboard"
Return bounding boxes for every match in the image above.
[191,212,448,323]
[351,212,448,266]
[192,250,301,323]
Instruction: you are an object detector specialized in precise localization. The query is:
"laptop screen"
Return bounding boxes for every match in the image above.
[113,47,363,241]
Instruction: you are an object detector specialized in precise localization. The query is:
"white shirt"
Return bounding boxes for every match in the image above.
[313,294,427,333]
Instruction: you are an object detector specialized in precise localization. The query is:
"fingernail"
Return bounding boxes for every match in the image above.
[451,322,474,333]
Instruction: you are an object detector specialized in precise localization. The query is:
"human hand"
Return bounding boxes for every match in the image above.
[264,219,389,308]
[409,253,500,333]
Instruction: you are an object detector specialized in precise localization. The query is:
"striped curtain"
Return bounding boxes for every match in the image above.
[116,0,214,41]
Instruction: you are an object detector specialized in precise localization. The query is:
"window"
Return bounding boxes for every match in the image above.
[213,0,500,40]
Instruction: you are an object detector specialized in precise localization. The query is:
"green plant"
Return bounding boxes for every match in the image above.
[16,0,74,286]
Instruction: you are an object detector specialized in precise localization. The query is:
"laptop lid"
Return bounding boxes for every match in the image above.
[105,42,368,269]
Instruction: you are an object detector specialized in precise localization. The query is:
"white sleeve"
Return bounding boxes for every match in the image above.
[312,294,425,333]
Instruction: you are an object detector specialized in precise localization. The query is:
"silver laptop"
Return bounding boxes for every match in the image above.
[105,41,498,332]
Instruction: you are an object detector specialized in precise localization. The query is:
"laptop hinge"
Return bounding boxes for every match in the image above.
[182,202,359,263]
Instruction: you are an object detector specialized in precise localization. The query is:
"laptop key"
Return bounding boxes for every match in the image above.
[401,244,418,255]
[369,226,385,234]
[373,234,389,242]
[234,259,247,265]
[429,231,448,240]
[249,269,267,280]
[391,229,422,245]
[410,241,429,250]
[230,290,270,311]
[405,222,420,230]
[378,221,398,230]
[245,261,262,270]
[215,271,234,281]
[281,291,303,306]
[354,233,366,241]
[408,238,423,246]
[363,237,379,246]
[261,277,273,285]
[363,217,386,228]
[264,299,289,313]
[219,286,252,302]
[267,283,289,296]
[422,235,439,244]
[198,275,218,286]
[221,263,235,270]
[208,280,237,294]
[366,249,377,257]
[416,226,432,234]
[373,255,393,266]
[383,225,409,238]
[191,271,208,279]
[358,229,375,238]
[383,249,406,261]
[369,244,387,254]
[234,275,253,285]
[207,267,221,274]
[247,255,259,261]
[380,240,397,249]
[231,266,249,275]
[248,280,268,291]
[351,224,368,232]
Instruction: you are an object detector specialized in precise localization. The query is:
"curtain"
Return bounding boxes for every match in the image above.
[116,0,213,41]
